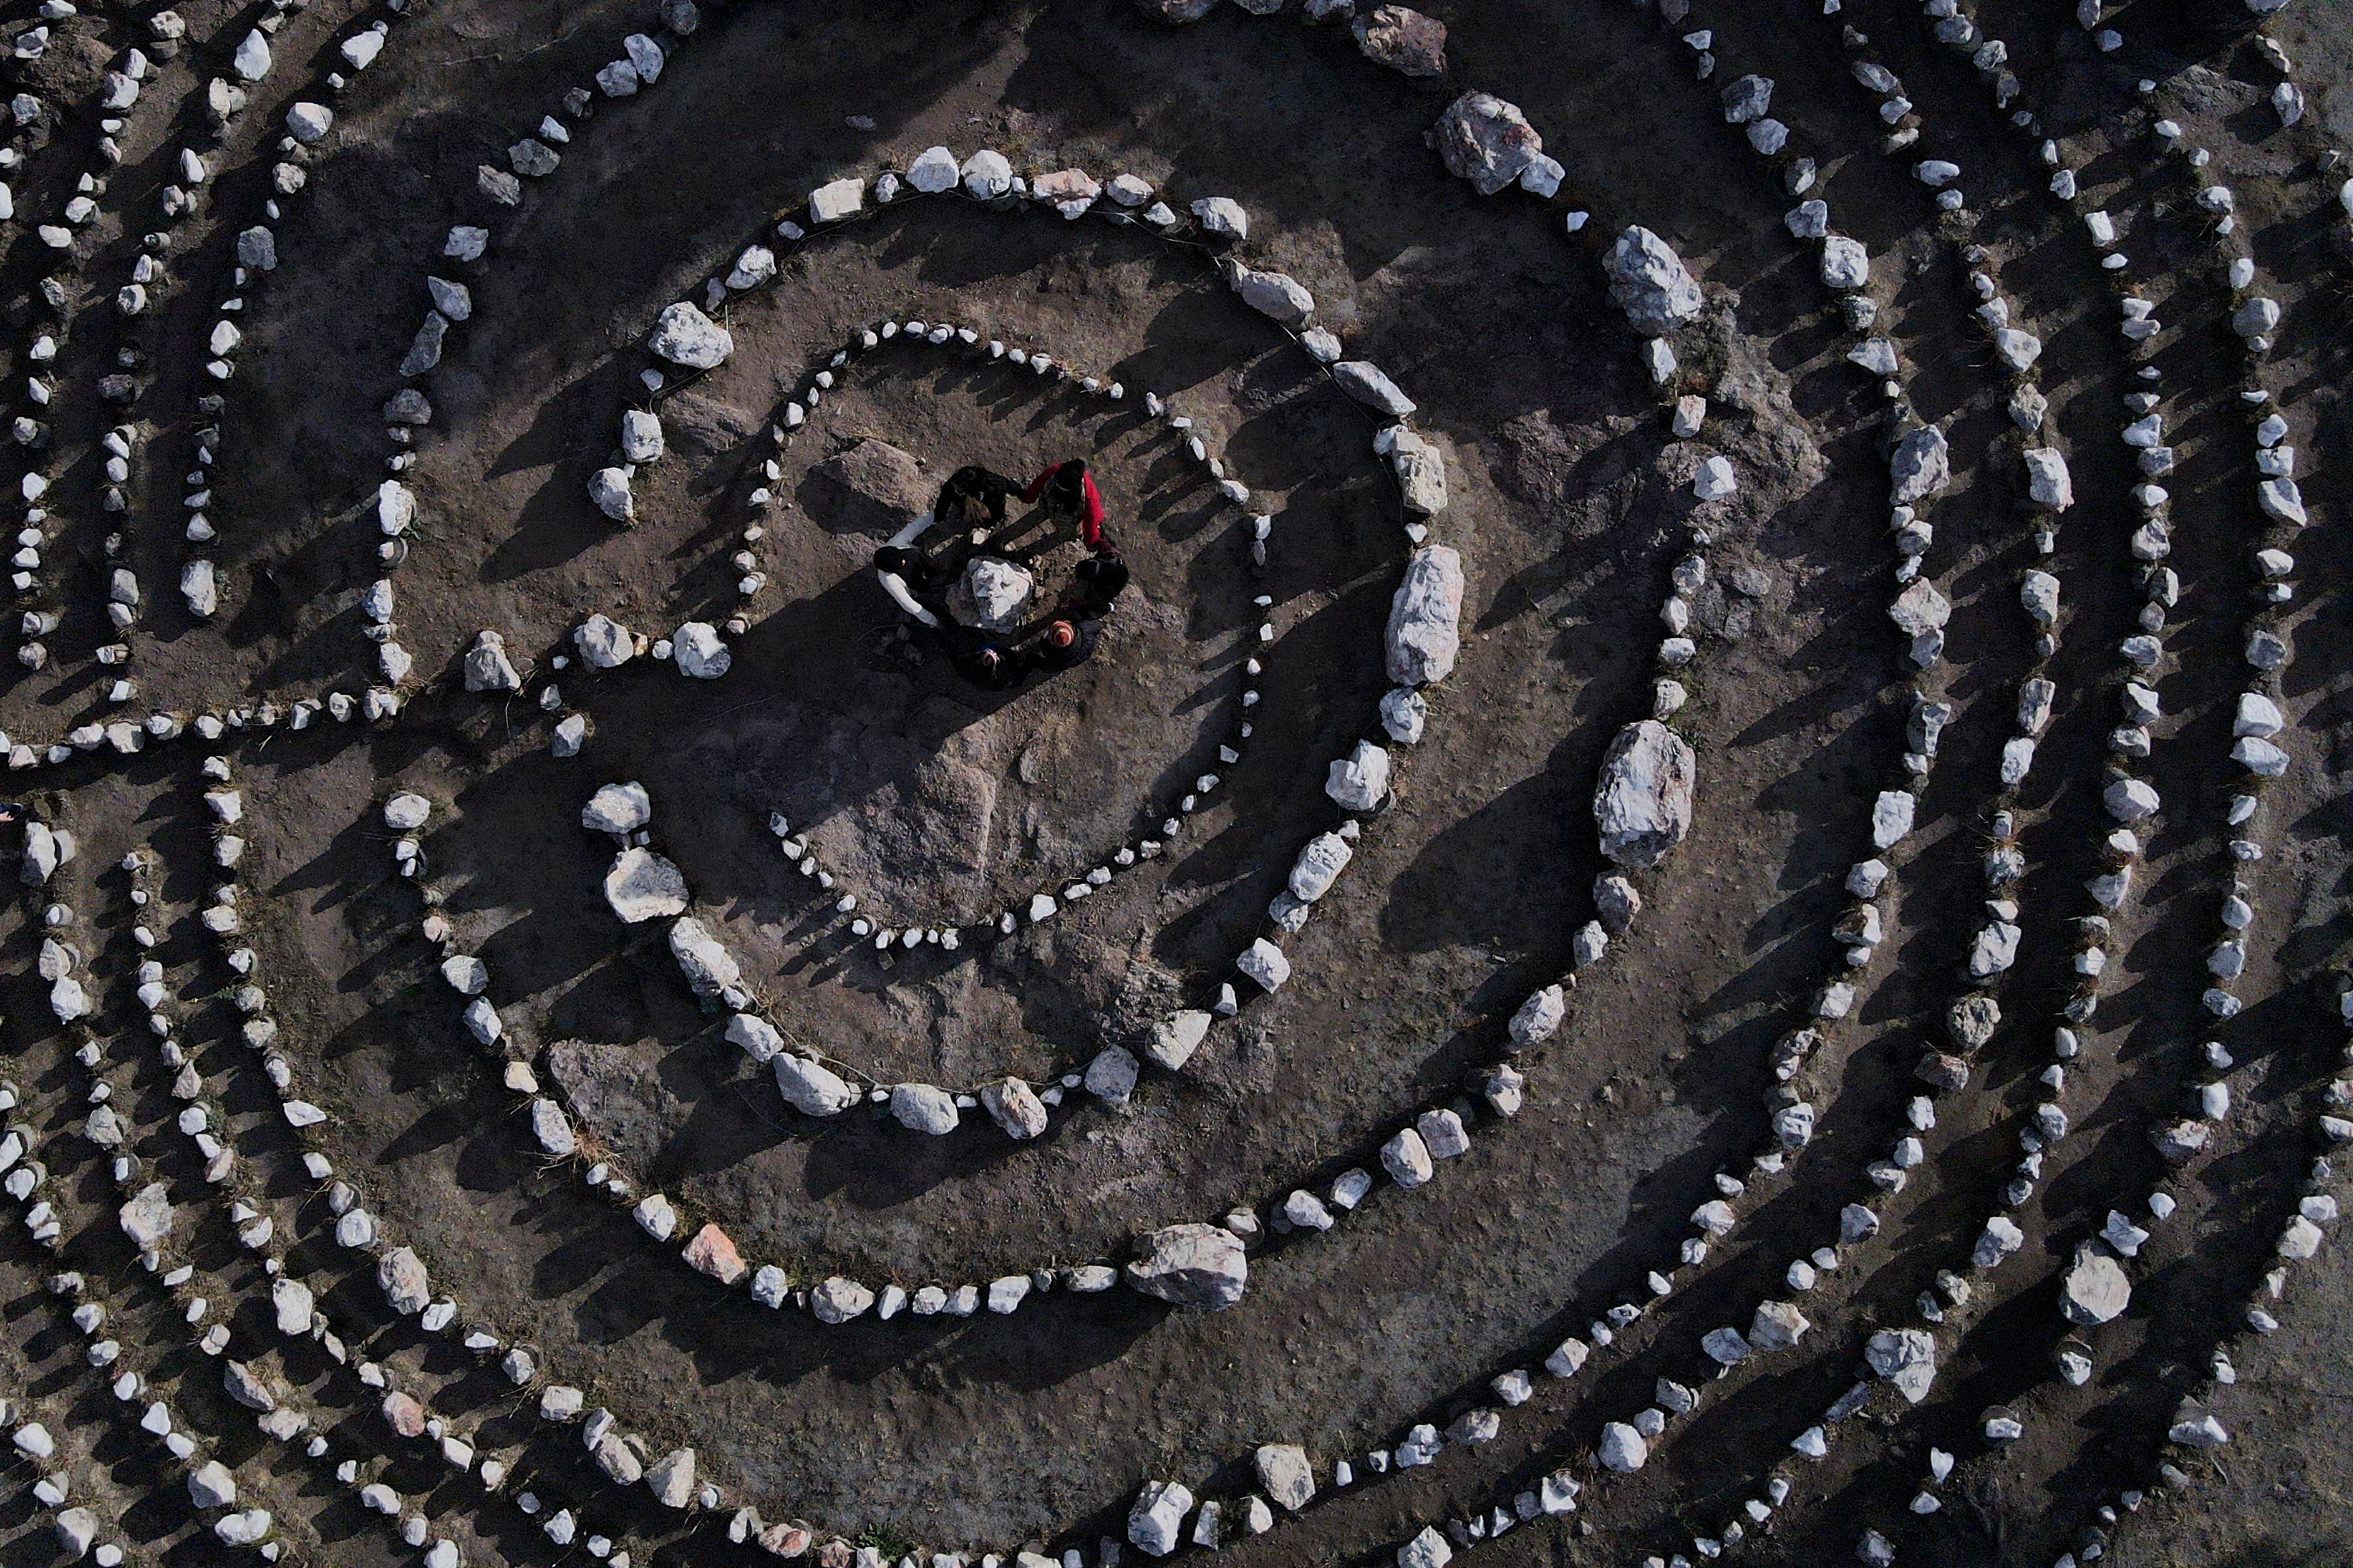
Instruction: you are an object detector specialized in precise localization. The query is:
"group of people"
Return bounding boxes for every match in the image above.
[875,458,1132,691]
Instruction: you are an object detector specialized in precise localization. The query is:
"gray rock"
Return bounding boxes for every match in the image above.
[2023,448,2072,510]
[1865,1327,1938,1402]
[648,301,734,369]
[1890,425,1951,505]
[605,847,688,923]
[981,1077,1049,1138]
[377,1247,430,1314]
[1597,1422,1648,1472]
[1231,265,1315,326]
[1332,360,1417,416]
[890,1082,959,1135]
[1749,1298,1809,1351]
[669,917,742,1000]
[645,1447,695,1508]
[1148,1010,1214,1071]
[672,622,732,678]
[1287,833,1354,903]
[776,1055,858,1116]
[583,781,652,834]
[118,1183,171,1250]
[1129,1480,1196,1557]
[620,409,664,464]
[906,146,960,193]
[1325,741,1391,811]
[1190,195,1248,238]
[224,1359,276,1411]
[1593,720,1696,869]
[1376,425,1449,514]
[1720,73,1773,123]
[1434,91,1543,195]
[1125,1222,1248,1309]
[188,1460,238,1510]
[55,1508,99,1558]
[2060,1246,2131,1325]
[1385,545,1463,685]
[1086,1045,1142,1102]
[811,1277,875,1323]
[1256,1444,1316,1510]
[1816,236,1873,291]
[589,466,634,524]
[1354,5,1448,77]
[1604,226,1704,336]
[399,312,449,377]
[285,101,333,143]
[948,556,1035,631]
[574,614,636,669]
[463,630,522,692]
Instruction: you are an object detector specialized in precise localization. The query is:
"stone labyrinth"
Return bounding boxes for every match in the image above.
[5,1,2353,1566]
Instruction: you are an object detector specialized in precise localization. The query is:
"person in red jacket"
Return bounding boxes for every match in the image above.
[1021,458,1105,549]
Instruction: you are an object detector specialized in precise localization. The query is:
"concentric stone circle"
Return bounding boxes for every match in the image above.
[0,2,2349,1568]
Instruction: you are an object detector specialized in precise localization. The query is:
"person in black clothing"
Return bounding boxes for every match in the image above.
[873,543,956,598]
[1033,616,1100,672]
[952,643,1030,689]
[932,466,1021,532]
[1065,547,1130,617]
[930,620,1030,690]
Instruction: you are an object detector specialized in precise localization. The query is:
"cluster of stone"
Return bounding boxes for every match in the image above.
[602,145,1228,663]
[1337,13,2080,1564]
[1133,0,1449,80]
[1655,6,2341,1562]
[7,10,154,678]
[0,1388,133,1567]
[2,804,442,1564]
[175,779,698,1557]
[317,3,714,689]
[625,168,1459,1070]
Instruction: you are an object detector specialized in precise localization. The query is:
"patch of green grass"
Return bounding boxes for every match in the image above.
[853,1524,918,1560]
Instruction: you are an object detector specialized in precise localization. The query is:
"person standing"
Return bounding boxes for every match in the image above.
[1064,547,1130,617]
[932,466,1021,532]
[1021,458,1106,549]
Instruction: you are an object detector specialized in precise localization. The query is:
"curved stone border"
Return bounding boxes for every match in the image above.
[574,310,1282,950]
[100,0,413,685]
[6,6,137,676]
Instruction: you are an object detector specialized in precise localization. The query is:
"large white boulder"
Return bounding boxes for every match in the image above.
[1125,1223,1248,1309]
[1602,226,1703,336]
[1593,720,1695,869]
[648,301,733,369]
[1384,546,1463,686]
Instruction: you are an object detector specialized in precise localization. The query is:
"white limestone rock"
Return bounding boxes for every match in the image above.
[890,1082,959,1135]
[1129,1480,1195,1557]
[648,302,734,369]
[1603,226,1703,335]
[2060,1247,2131,1325]
[775,1055,858,1116]
[673,622,732,678]
[1125,1223,1248,1309]
[1593,719,1695,869]
[1384,546,1462,685]
[463,630,522,692]
[604,847,689,923]
[1325,741,1391,811]
[906,146,960,193]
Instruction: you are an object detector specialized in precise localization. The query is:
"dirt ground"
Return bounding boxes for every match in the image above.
[1,1,2349,1567]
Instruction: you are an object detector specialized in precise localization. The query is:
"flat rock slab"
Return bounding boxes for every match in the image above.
[801,436,929,534]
